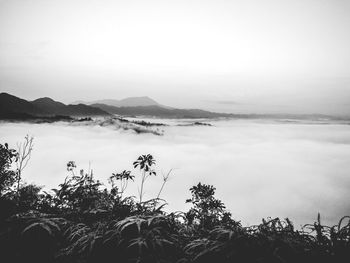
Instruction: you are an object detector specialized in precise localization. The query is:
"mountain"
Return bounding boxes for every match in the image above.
[72,96,163,107]
[3,92,342,121]
[31,97,68,114]
[32,97,109,116]
[0,93,110,119]
[0,92,47,119]
[0,93,46,117]
[90,104,232,118]
[116,96,160,107]
[0,92,228,120]
[72,96,231,118]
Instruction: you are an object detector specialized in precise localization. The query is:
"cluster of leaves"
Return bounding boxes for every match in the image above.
[1,207,349,263]
[185,183,237,231]
[0,141,350,263]
[0,143,18,196]
[183,216,350,263]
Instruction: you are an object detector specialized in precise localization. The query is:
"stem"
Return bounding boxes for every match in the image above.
[15,135,34,198]
[17,170,21,197]
[139,170,146,203]
[156,169,172,200]
[156,184,165,200]
[120,179,123,199]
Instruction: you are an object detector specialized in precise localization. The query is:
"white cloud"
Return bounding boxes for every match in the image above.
[1,119,350,226]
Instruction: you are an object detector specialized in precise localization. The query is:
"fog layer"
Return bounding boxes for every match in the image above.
[1,119,350,227]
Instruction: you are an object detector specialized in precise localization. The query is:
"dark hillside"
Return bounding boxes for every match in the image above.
[0,93,47,117]
[32,97,110,116]
[0,93,110,119]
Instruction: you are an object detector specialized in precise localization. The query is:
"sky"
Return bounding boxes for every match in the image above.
[0,0,350,115]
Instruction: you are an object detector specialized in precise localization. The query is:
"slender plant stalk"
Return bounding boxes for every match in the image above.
[156,169,173,200]
[139,170,146,203]
[16,135,34,196]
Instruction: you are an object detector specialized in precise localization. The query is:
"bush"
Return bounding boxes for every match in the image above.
[0,141,349,263]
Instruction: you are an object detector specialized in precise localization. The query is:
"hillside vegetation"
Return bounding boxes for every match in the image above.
[0,139,349,263]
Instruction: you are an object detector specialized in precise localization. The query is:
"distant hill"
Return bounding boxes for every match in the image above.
[32,97,109,116]
[0,93,110,119]
[4,92,340,121]
[91,104,232,118]
[72,96,235,118]
[0,93,46,118]
[0,92,229,120]
[89,103,347,120]
[72,96,165,108]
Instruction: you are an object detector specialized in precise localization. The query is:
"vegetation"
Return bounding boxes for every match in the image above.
[97,118,164,136]
[131,120,168,127]
[0,139,349,263]
[178,122,213,127]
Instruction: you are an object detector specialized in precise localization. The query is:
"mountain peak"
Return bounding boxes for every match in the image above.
[118,96,159,107]
[32,97,67,108]
[0,92,19,99]
[33,97,56,103]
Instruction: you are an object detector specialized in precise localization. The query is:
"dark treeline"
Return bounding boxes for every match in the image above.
[0,138,349,263]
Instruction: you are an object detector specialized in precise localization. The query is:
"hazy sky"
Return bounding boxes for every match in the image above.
[1,0,350,114]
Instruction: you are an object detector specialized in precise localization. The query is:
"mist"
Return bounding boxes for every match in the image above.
[1,119,349,227]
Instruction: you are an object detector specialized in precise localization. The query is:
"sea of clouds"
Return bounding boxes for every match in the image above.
[1,119,350,227]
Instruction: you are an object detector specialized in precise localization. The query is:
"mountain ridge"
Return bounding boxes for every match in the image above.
[2,92,344,121]
[71,96,164,108]
[90,103,232,118]
[0,92,47,116]
[0,92,232,119]
[0,93,110,119]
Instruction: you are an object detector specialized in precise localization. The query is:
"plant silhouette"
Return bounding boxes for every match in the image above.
[133,154,157,203]
[0,140,349,263]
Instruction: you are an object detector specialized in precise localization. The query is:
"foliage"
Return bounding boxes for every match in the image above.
[0,142,17,196]
[109,169,134,198]
[133,154,157,203]
[16,183,43,211]
[48,162,116,216]
[0,140,350,263]
[185,183,238,230]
